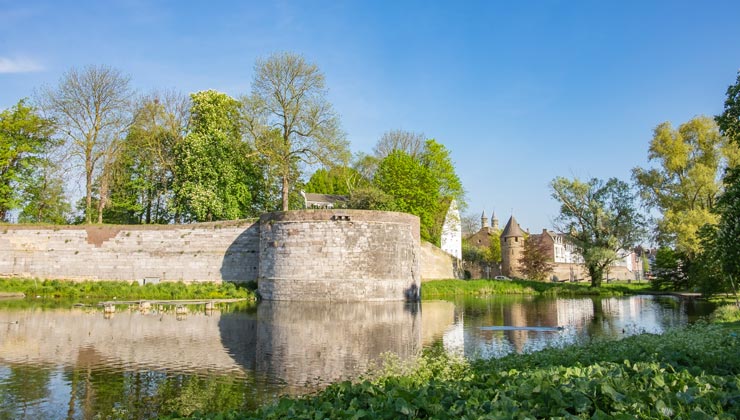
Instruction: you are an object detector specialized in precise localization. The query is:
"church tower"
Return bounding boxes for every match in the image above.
[500,215,525,277]
[481,210,489,229]
[491,211,499,231]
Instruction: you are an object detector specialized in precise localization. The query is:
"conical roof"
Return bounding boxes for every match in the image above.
[501,215,524,238]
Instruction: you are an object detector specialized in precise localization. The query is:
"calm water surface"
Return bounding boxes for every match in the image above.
[0,295,716,419]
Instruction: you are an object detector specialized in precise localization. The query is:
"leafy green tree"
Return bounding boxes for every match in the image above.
[173,90,261,222]
[714,71,740,302]
[41,65,133,223]
[105,92,188,223]
[18,158,71,224]
[375,149,440,242]
[243,52,350,211]
[373,139,464,245]
[0,99,57,221]
[305,166,369,196]
[632,116,739,257]
[488,230,502,264]
[519,236,552,281]
[346,186,398,211]
[651,246,691,291]
[551,177,646,287]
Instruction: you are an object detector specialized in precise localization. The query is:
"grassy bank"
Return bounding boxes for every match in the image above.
[421,278,654,298]
[185,317,740,419]
[0,277,257,301]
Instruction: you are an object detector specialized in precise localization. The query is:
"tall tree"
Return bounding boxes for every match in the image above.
[373,129,425,160]
[551,177,646,287]
[373,139,464,245]
[0,99,57,221]
[18,157,71,224]
[243,52,350,211]
[714,71,740,302]
[519,235,553,281]
[40,65,133,223]
[632,116,739,257]
[106,91,188,223]
[305,166,369,196]
[173,90,260,222]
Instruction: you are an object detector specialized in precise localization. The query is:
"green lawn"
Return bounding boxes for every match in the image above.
[0,277,257,302]
[421,278,655,299]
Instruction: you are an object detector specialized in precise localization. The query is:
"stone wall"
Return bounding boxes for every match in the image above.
[420,241,462,281]
[258,210,420,301]
[0,210,429,301]
[0,221,259,283]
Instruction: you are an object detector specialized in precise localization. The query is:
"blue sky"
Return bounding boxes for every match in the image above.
[2,0,739,231]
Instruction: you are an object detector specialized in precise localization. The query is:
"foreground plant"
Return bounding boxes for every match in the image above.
[178,320,739,419]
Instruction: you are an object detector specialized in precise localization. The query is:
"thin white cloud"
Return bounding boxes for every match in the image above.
[0,57,43,73]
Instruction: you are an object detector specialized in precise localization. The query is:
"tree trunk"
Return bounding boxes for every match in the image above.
[85,158,93,224]
[588,264,604,287]
[281,173,290,211]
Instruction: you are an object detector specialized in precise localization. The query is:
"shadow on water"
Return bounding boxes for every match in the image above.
[219,223,260,283]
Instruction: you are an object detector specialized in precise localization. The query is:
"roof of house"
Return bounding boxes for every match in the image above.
[501,215,525,238]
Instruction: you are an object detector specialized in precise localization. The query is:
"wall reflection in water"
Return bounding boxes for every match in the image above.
[0,300,429,418]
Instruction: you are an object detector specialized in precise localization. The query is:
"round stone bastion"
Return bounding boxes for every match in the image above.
[257,210,421,302]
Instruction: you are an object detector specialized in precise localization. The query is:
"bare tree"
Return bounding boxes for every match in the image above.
[243,52,349,211]
[40,65,133,223]
[373,129,425,159]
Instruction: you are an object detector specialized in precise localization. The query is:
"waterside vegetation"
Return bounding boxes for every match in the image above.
[0,277,257,301]
[185,315,740,419]
[421,278,654,299]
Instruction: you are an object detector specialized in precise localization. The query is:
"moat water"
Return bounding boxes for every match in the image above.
[0,294,715,419]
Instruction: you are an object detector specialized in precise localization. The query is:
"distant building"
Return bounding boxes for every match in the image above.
[500,215,525,278]
[301,191,349,209]
[440,200,462,259]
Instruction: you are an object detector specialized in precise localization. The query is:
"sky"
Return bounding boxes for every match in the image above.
[2,0,739,231]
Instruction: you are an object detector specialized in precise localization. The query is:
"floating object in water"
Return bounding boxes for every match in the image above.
[479,326,564,332]
[2,321,19,324]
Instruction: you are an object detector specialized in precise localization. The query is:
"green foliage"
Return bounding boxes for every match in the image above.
[211,323,740,419]
[711,304,740,323]
[716,71,740,145]
[243,52,350,211]
[305,166,368,196]
[651,247,691,291]
[633,116,739,257]
[519,235,553,281]
[551,177,646,287]
[347,186,399,211]
[105,93,187,224]
[0,278,256,301]
[0,99,57,221]
[173,90,262,222]
[421,279,643,298]
[374,140,464,245]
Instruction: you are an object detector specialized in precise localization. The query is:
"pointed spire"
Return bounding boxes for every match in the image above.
[491,210,499,231]
[481,210,489,229]
[501,215,524,238]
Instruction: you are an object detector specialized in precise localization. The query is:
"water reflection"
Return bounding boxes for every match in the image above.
[0,295,715,418]
[0,301,426,418]
[420,295,716,359]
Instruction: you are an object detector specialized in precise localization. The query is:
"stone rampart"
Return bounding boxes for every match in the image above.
[0,210,425,301]
[0,220,259,283]
[258,210,421,301]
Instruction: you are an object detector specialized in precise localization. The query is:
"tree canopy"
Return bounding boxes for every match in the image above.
[173,90,261,222]
[551,176,645,287]
[632,116,739,257]
[243,52,350,211]
[0,99,58,221]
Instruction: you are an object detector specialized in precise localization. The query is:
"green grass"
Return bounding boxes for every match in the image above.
[711,304,740,323]
[421,278,655,299]
[0,277,257,301]
[180,313,740,419]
